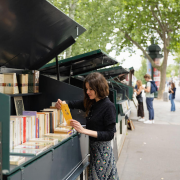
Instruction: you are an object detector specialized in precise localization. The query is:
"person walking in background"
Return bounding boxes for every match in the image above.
[169,82,176,112]
[143,74,155,124]
[134,80,145,122]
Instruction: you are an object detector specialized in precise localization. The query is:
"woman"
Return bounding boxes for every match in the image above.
[55,72,119,180]
[169,82,176,112]
[134,80,145,122]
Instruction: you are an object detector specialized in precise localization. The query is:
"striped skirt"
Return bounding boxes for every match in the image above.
[88,140,119,180]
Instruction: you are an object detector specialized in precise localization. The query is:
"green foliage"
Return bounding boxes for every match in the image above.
[166,64,179,78]
[134,58,147,84]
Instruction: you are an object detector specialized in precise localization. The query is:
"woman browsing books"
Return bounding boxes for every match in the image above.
[55,72,119,180]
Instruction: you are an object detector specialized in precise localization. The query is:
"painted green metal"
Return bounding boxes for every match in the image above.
[40,49,118,70]
[8,133,77,175]
[0,93,10,172]
[73,66,129,79]
[109,79,134,100]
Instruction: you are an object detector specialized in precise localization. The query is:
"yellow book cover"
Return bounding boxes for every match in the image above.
[61,103,72,126]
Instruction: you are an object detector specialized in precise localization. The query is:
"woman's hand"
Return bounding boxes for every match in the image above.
[55,99,66,110]
[55,99,62,110]
[70,119,85,134]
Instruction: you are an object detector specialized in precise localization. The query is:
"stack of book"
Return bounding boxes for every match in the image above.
[10,156,26,166]
[10,104,73,156]
[0,71,40,94]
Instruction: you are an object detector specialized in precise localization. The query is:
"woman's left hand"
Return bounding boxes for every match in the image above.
[70,119,85,134]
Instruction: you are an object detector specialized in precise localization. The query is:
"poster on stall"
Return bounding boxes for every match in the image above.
[153,58,161,90]
[147,60,152,76]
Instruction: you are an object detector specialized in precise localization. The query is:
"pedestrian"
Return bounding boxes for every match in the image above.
[55,72,119,180]
[134,80,145,122]
[169,82,176,112]
[143,74,155,124]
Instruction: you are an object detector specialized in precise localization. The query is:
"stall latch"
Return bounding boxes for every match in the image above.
[21,167,25,180]
[51,149,55,161]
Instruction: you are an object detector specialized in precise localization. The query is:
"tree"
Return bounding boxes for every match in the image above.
[101,0,180,98]
[135,57,147,84]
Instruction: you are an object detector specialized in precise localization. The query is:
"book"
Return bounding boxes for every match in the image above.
[14,96,24,115]
[17,74,28,94]
[10,148,43,156]
[37,113,45,138]
[10,156,26,166]
[54,127,72,134]
[44,108,57,130]
[36,117,39,138]
[50,107,60,127]
[23,111,37,138]
[29,137,58,145]
[14,144,48,151]
[4,73,19,94]
[23,70,39,93]
[22,141,53,148]
[0,74,4,93]
[61,103,72,126]
[43,133,69,141]
[41,110,54,133]
[33,70,39,93]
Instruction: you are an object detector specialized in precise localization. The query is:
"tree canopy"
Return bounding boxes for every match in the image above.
[134,57,147,84]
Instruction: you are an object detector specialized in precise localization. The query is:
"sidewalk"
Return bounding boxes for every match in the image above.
[117,99,180,180]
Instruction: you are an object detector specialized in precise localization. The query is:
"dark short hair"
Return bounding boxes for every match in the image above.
[83,72,109,116]
[144,74,151,79]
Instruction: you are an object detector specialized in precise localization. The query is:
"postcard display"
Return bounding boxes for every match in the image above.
[40,52,134,162]
[0,1,90,180]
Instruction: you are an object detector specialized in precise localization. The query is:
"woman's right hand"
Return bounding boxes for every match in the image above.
[55,99,62,110]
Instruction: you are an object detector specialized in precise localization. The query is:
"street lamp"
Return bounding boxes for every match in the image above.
[146,44,163,98]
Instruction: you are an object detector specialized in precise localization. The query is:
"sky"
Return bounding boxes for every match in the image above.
[109,47,175,71]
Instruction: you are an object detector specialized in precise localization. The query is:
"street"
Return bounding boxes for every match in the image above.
[117,91,180,180]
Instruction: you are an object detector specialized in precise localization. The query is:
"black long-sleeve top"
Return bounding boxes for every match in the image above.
[67,97,116,142]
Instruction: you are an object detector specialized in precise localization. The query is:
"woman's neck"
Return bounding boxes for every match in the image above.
[95,97,100,102]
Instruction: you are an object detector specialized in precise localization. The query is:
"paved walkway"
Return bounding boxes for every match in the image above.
[117,98,180,180]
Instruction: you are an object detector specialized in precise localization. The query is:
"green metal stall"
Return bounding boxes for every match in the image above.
[0,0,92,180]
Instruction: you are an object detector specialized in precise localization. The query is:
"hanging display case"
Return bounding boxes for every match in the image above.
[0,0,89,179]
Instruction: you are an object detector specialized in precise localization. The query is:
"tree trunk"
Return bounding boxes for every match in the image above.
[65,0,78,59]
[158,49,169,99]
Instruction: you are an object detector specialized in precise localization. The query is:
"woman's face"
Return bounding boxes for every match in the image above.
[136,81,139,86]
[86,82,96,100]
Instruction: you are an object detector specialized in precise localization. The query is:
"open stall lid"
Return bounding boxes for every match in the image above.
[74,66,129,79]
[39,49,118,76]
[0,0,86,70]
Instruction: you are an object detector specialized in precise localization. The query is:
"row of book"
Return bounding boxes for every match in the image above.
[0,70,39,94]
[10,108,72,151]
[10,134,69,165]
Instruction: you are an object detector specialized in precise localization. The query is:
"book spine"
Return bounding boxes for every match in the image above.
[17,118,21,145]
[26,117,29,142]
[36,118,39,138]
[23,117,26,143]
[33,117,35,138]
[21,118,23,144]
[49,113,53,133]
[46,114,50,133]
[38,118,39,138]
[14,119,17,146]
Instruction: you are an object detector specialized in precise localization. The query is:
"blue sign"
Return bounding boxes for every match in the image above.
[147,60,152,76]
